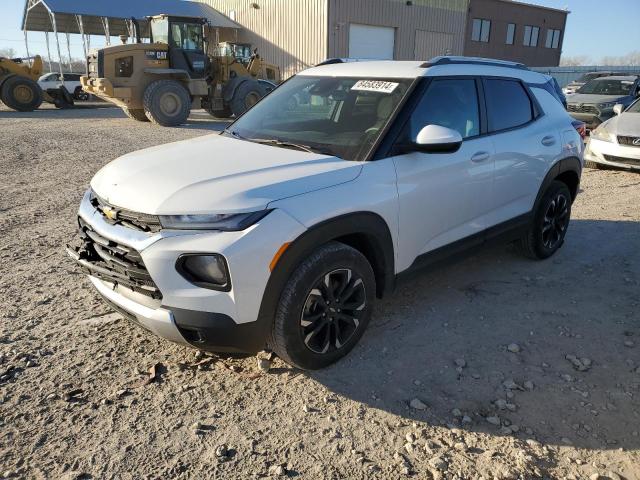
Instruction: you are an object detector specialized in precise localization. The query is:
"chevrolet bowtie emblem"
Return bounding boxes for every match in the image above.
[102,205,118,220]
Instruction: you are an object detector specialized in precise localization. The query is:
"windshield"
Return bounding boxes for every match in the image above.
[627,98,640,113]
[227,76,414,161]
[577,79,634,96]
[170,22,204,51]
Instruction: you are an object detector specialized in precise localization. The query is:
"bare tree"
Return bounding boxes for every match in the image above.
[560,55,591,66]
[0,47,18,59]
[599,51,640,66]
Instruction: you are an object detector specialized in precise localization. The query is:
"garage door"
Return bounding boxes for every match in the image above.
[414,30,455,61]
[348,23,395,60]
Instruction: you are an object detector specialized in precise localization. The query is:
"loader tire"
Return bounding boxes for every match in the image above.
[124,108,150,122]
[230,79,266,117]
[143,80,191,127]
[1,76,43,112]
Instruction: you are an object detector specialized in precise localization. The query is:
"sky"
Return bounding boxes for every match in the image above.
[0,0,639,63]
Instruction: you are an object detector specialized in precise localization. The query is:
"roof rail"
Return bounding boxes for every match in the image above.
[421,56,529,71]
[315,57,372,66]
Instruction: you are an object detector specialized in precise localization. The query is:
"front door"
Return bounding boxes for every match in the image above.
[390,77,495,272]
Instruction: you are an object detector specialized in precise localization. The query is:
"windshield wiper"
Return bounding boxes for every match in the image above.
[249,138,320,154]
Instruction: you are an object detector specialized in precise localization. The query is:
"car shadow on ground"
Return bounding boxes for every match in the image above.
[305,219,640,452]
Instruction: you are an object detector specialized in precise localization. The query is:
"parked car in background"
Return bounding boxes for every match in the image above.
[566,75,640,130]
[562,71,635,95]
[38,72,89,100]
[585,99,640,171]
[67,56,583,369]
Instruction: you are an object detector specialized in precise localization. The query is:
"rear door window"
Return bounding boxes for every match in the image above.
[484,79,534,132]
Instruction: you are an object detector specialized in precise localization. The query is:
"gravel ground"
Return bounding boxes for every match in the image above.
[1,104,639,480]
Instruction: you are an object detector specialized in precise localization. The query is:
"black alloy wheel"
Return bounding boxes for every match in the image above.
[541,191,569,250]
[300,268,367,354]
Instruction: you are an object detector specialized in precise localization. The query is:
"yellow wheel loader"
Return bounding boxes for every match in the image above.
[0,55,76,111]
[81,15,280,127]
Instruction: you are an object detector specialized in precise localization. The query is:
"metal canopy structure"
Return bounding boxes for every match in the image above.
[21,0,239,77]
[22,0,240,36]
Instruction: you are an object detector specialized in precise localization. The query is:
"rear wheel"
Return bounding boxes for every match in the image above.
[1,76,43,111]
[123,108,150,122]
[518,180,572,260]
[143,80,191,126]
[230,80,266,117]
[268,242,375,370]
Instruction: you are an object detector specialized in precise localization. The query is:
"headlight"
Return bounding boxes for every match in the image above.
[598,101,616,110]
[590,125,614,143]
[176,254,230,291]
[159,210,271,230]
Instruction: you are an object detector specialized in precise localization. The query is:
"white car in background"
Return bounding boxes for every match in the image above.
[38,72,89,100]
[585,99,640,171]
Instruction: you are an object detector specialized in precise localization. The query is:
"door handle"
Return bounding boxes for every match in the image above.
[541,135,556,146]
[470,151,490,163]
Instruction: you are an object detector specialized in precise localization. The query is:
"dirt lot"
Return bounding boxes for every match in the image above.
[1,104,639,480]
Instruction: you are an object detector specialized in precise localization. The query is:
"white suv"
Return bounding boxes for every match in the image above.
[67,57,583,369]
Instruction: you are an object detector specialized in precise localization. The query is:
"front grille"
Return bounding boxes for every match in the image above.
[567,104,599,115]
[617,136,640,147]
[71,217,162,299]
[604,154,640,167]
[90,192,162,233]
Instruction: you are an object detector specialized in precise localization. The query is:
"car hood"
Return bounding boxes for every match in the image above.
[91,134,362,215]
[566,93,627,105]
[602,112,640,136]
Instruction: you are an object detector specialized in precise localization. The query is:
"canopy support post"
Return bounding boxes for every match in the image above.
[65,32,73,73]
[49,12,64,77]
[101,17,111,46]
[44,31,53,72]
[76,14,88,59]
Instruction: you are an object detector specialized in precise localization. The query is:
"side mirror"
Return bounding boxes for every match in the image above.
[613,104,624,115]
[414,124,463,153]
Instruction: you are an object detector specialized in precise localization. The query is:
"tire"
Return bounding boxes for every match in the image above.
[0,76,43,112]
[268,242,376,370]
[143,80,191,126]
[123,108,150,122]
[229,79,267,117]
[518,180,572,260]
[74,86,89,101]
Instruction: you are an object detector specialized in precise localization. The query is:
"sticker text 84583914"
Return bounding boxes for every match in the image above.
[351,80,399,94]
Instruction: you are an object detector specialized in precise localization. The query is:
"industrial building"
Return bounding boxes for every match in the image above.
[199,0,568,78]
[463,0,568,67]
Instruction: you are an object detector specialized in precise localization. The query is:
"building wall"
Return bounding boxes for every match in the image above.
[201,0,328,79]
[463,0,567,67]
[328,0,468,61]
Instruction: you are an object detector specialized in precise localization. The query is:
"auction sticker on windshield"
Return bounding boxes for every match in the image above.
[351,80,399,93]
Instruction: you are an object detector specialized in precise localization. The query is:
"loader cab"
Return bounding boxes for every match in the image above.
[217,42,253,66]
[148,15,208,79]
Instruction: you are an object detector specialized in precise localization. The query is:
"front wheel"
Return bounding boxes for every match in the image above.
[230,80,267,117]
[268,242,375,370]
[518,180,572,259]
[1,76,43,111]
[143,80,191,126]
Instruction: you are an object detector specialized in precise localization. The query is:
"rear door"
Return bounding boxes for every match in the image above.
[483,78,561,226]
[390,77,495,271]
